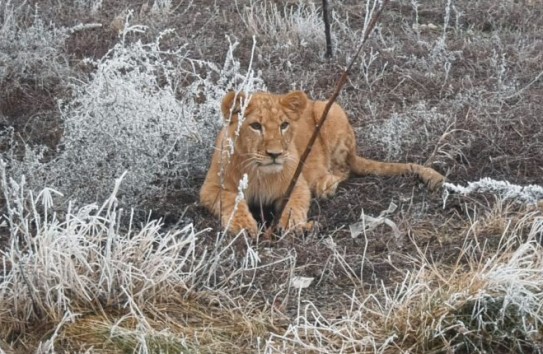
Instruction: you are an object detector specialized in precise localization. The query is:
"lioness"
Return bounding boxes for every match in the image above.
[200,91,445,236]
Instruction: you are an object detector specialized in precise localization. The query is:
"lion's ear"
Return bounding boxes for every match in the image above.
[280,91,308,118]
[221,91,246,122]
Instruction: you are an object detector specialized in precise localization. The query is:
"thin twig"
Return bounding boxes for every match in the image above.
[275,0,390,229]
[19,260,44,318]
[322,0,333,59]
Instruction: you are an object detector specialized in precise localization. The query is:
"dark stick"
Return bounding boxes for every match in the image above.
[275,0,390,229]
[322,0,333,58]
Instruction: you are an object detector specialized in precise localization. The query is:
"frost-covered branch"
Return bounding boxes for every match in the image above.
[444,178,543,205]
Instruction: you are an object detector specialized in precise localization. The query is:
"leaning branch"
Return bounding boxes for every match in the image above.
[276,0,390,229]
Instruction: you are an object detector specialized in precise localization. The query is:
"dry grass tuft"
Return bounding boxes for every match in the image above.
[264,205,543,353]
[0,163,284,352]
[57,297,282,353]
[1,0,542,352]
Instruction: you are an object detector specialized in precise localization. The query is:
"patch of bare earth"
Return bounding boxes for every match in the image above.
[1,0,542,352]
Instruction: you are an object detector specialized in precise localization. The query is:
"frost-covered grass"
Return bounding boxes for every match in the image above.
[0,160,281,352]
[2,159,542,352]
[361,101,452,161]
[1,0,543,352]
[264,208,543,353]
[445,178,543,206]
[0,1,70,86]
[239,0,330,55]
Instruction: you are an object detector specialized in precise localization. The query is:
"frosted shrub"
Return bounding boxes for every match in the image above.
[362,101,450,160]
[402,37,462,85]
[151,0,172,16]
[35,21,265,208]
[72,0,103,16]
[54,28,192,206]
[241,1,330,54]
[490,46,518,98]
[0,2,70,85]
[444,178,543,206]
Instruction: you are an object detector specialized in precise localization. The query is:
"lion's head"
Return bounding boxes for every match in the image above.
[221,91,308,174]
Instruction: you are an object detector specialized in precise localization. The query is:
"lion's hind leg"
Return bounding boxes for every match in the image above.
[311,173,347,198]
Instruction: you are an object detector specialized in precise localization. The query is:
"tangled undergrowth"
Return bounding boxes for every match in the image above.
[1,0,542,352]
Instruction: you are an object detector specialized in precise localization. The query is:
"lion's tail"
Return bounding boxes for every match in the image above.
[348,153,415,177]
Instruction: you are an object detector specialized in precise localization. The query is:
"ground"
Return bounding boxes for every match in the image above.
[1,0,542,352]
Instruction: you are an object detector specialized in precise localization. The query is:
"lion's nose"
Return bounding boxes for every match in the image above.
[266,151,282,160]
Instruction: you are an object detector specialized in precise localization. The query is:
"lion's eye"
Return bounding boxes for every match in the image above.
[249,122,262,131]
[280,122,289,130]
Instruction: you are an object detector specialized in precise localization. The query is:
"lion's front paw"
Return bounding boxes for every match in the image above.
[226,212,259,237]
[277,208,312,235]
[418,167,445,191]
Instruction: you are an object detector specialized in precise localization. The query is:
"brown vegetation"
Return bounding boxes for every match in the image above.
[1,0,542,352]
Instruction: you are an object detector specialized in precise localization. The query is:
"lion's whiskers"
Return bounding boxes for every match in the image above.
[242,157,259,170]
[241,153,266,173]
[284,153,298,165]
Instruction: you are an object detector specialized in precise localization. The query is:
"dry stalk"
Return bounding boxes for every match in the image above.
[275,0,391,230]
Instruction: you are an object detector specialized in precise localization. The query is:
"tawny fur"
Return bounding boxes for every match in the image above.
[200,91,445,236]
